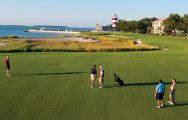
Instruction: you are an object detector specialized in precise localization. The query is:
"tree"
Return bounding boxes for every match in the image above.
[127,20,137,33]
[181,14,188,33]
[136,18,153,34]
[116,13,188,35]
[163,13,181,34]
[117,20,127,32]
[117,17,157,34]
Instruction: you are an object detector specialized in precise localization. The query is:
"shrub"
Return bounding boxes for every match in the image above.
[2,36,19,39]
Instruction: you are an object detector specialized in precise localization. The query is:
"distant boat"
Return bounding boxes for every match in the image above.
[40,27,45,31]
[23,30,29,32]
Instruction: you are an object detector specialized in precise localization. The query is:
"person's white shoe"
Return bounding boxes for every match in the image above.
[168,101,174,105]
[161,105,164,108]
[99,86,103,88]
[91,86,93,88]
[157,106,161,109]
[170,102,174,105]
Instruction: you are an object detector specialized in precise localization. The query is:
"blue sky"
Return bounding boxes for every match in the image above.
[0,0,187,27]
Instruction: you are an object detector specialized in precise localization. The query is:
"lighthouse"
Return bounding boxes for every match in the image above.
[112,14,118,30]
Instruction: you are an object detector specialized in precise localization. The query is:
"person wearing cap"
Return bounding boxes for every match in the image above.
[155,79,165,108]
[90,65,97,88]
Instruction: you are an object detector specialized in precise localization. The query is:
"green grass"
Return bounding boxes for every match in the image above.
[0,33,188,120]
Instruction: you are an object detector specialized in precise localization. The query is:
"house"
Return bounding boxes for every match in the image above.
[151,18,165,35]
[96,24,112,32]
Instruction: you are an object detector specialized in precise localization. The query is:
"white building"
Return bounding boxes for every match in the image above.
[152,18,165,35]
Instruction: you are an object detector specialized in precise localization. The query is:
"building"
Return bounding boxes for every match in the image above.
[151,18,165,35]
[96,24,112,32]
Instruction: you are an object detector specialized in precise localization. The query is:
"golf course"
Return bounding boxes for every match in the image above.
[0,33,188,120]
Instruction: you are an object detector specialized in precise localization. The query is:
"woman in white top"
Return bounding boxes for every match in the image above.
[99,65,104,88]
[168,78,176,105]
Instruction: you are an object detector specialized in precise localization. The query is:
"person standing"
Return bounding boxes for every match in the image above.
[99,65,104,88]
[168,78,177,105]
[155,79,165,108]
[4,56,11,77]
[90,65,97,88]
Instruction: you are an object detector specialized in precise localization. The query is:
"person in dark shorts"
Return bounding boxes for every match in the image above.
[4,56,11,77]
[90,65,97,88]
[168,78,177,105]
[155,79,165,108]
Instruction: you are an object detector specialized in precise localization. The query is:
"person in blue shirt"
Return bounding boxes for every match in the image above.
[155,79,165,108]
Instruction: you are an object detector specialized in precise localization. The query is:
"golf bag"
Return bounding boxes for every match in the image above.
[114,73,125,86]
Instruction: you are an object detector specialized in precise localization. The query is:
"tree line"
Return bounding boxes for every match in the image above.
[117,13,188,36]
[163,14,188,35]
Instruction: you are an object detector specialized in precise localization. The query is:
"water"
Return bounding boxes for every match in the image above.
[0,25,94,37]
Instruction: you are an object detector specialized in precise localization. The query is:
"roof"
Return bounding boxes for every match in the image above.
[152,18,166,23]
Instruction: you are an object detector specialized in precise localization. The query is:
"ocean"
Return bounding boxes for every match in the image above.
[0,25,94,37]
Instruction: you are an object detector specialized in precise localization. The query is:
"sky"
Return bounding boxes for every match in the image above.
[0,0,188,27]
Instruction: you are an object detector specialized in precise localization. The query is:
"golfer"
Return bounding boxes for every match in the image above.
[99,65,104,88]
[90,65,97,88]
[4,56,11,77]
[155,79,165,108]
[168,78,176,105]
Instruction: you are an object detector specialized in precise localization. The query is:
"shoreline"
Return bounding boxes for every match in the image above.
[26,30,98,42]
[0,31,98,43]
[28,30,80,35]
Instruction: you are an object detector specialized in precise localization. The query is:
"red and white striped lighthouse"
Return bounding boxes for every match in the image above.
[112,14,118,29]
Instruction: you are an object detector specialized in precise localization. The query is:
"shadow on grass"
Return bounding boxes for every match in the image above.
[127,81,186,86]
[104,74,187,88]
[105,81,187,88]
[16,72,88,76]
[165,101,188,108]
[175,102,188,107]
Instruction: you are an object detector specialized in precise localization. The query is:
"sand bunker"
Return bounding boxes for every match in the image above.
[0,43,8,46]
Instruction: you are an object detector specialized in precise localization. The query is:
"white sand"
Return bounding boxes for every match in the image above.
[26,30,98,42]
[0,43,8,46]
[28,30,80,34]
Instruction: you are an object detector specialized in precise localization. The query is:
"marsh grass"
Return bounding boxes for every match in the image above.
[0,33,160,52]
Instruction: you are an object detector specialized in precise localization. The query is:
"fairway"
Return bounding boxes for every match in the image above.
[0,34,188,120]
